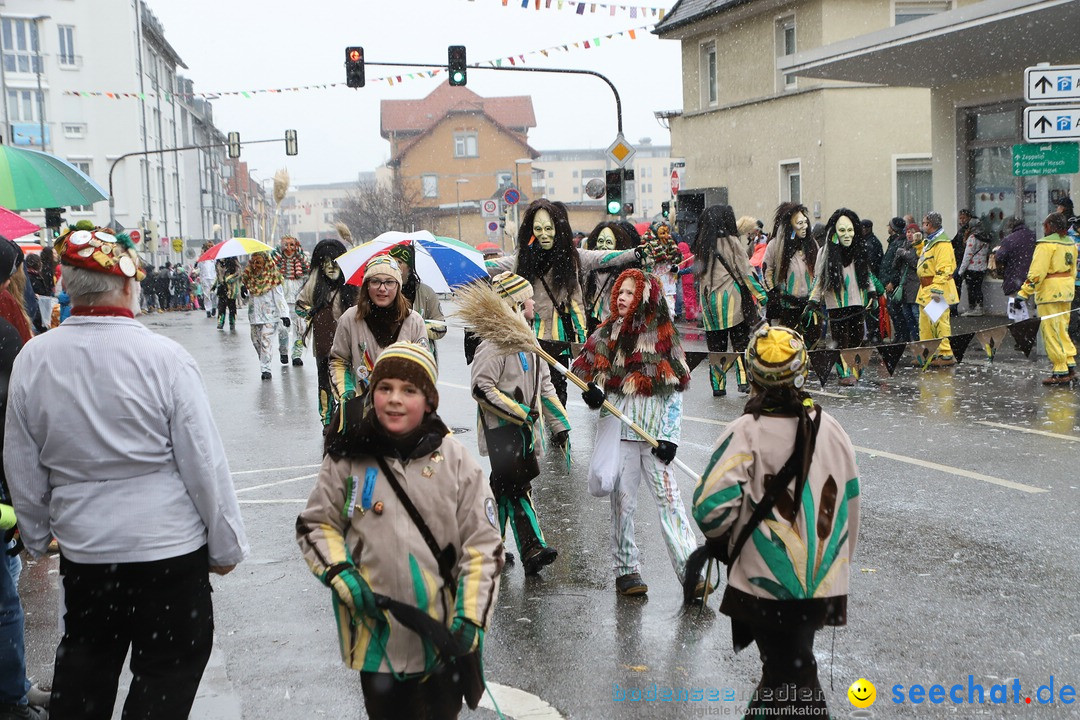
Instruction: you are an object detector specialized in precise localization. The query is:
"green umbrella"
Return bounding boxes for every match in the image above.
[0,145,108,211]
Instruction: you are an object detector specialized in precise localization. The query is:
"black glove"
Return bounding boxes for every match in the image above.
[551,430,569,447]
[281,317,291,328]
[651,440,677,465]
[581,382,606,410]
[240,286,249,299]
[634,245,648,260]
[525,409,540,425]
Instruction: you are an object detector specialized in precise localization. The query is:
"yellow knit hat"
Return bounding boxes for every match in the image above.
[744,325,809,389]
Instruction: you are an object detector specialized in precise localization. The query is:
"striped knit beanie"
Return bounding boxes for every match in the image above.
[364,255,402,285]
[744,324,809,390]
[368,342,439,409]
[491,271,533,307]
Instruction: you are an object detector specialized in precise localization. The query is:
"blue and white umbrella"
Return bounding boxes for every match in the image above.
[337,230,487,293]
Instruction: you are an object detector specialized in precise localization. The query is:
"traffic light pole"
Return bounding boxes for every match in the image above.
[366,61,624,134]
[107,137,288,229]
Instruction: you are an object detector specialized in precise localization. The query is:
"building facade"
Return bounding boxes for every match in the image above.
[655,0,938,231]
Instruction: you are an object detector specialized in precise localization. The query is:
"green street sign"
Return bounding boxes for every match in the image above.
[1011,143,1079,176]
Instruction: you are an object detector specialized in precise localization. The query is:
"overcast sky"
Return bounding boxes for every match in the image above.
[148,0,681,186]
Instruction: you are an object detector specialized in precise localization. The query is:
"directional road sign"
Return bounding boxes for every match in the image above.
[1025,65,1080,103]
[1023,105,1080,142]
[1012,143,1080,177]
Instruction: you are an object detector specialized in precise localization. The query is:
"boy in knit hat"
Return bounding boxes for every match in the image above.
[690,324,860,718]
[298,342,503,719]
[471,272,570,575]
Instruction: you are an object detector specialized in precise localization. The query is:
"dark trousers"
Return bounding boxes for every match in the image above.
[50,547,214,720]
[317,355,334,426]
[538,340,569,407]
[0,550,28,705]
[489,472,546,558]
[361,664,462,720]
[217,297,236,326]
[705,323,749,392]
[965,270,985,308]
[1070,295,1080,346]
[766,299,821,349]
[828,307,866,379]
[746,625,828,717]
[887,299,911,342]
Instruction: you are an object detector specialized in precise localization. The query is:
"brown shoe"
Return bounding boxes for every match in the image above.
[1042,372,1074,386]
[929,356,956,368]
[838,376,857,386]
[615,572,648,596]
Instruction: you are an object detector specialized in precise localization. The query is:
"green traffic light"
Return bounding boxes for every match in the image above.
[607,200,622,215]
[452,71,464,84]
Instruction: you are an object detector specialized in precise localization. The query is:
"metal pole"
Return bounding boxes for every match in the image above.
[456,182,462,241]
[33,17,46,152]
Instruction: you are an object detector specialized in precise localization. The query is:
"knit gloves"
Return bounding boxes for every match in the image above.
[451,616,483,655]
[326,563,380,619]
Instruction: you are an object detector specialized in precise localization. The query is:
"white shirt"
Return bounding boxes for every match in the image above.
[4,314,249,566]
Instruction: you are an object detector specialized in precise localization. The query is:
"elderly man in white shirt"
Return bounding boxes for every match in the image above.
[4,225,249,720]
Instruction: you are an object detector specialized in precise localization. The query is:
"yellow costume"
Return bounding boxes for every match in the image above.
[916,230,958,359]
[1017,233,1077,376]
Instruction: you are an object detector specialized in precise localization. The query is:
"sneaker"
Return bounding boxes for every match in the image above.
[280,354,289,365]
[962,306,984,317]
[26,682,50,708]
[261,371,272,380]
[712,389,726,398]
[522,546,558,576]
[0,703,48,720]
[292,358,304,367]
[615,572,648,596]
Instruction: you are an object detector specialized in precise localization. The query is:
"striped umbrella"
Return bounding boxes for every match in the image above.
[336,230,486,293]
[0,146,108,211]
[196,237,273,262]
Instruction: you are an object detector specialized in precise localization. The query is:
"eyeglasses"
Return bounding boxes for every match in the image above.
[369,279,399,289]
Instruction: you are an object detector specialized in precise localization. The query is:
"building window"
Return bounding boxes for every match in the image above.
[7,89,40,123]
[63,123,85,139]
[1,19,42,74]
[776,16,797,91]
[547,170,554,179]
[57,25,76,66]
[895,1,953,25]
[453,132,478,158]
[422,174,438,198]
[895,157,932,226]
[780,161,801,203]
[70,160,93,211]
[700,41,717,107]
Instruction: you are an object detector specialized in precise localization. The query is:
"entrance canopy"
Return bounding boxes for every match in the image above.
[779,0,1080,88]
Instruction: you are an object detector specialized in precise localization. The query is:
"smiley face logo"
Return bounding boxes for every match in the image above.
[848,678,876,708]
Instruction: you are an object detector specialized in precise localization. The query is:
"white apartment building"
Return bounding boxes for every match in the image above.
[0,0,237,265]
[534,140,676,219]
[282,174,377,250]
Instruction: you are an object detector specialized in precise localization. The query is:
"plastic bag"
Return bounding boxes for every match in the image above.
[587,413,621,497]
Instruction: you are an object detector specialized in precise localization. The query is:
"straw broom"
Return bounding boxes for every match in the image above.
[269,168,290,241]
[335,222,354,247]
[453,282,700,482]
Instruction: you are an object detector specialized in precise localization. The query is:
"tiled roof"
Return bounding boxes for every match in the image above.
[380,82,536,139]
[653,0,756,34]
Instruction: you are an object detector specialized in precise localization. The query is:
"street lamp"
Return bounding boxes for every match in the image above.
[513,158,532,243]
[455,178,469,241]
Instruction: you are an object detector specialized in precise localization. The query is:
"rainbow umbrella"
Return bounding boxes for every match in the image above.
[0,146,108,211]
[197,237,273,262]
[0,207,39,239]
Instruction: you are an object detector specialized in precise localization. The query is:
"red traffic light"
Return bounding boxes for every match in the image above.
[348,48,362,63]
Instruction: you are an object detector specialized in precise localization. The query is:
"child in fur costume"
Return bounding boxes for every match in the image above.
[471,272,570,575]
[296,239,357,426]
[241,252,291,380]
[571,268,700,598]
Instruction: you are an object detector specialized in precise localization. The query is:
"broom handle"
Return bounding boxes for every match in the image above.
[534,346,701,483]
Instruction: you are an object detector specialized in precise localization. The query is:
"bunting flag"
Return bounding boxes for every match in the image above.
[685,350,709,373]
[809,350,840,388]
[975,326,1009,360]
[470,0,667,17]
[875,343,907,377]
[62,23,654,100]
[709,352,741,374]
[949,332,976,364]
[906,339,942,370]
[1008,318,1041,357]
[839,348,869,378]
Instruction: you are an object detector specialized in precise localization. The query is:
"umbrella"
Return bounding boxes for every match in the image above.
[197,237,273,262]
[0,146,108,211]
[336,230,486,293]
[475,241,501,253]
[16,242,42,255]
[0,208,39,239]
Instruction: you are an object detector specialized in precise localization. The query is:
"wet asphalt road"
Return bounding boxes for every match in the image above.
[17,307,1080,719]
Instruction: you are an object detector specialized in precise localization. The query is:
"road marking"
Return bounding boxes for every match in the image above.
[850,446,1046,494]
[235,473,318,494]
[232,463,320,476]
[683,414,729,426]
[807,388,845,399]
[238,499,309,505]
[480,682,564,719]
[440,380,470,391]
[976,420,1080,443]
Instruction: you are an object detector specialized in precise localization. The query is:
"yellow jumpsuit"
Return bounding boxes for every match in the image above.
[916,232,959,358]
[1017,233,1077,374]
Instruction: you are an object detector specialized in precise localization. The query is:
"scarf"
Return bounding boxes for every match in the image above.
[275,248,309,280]
[571,269,690,397]
[242,258,283,296]
[365,303,404,348]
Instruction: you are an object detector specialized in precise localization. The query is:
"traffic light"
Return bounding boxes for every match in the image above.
[448,45,467,86]
[285,129,298,156]
[345,46,365,88]
[661,201,670,219]
[44,207,65,229]
[605,169,622,215]
[227,132,240,159]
